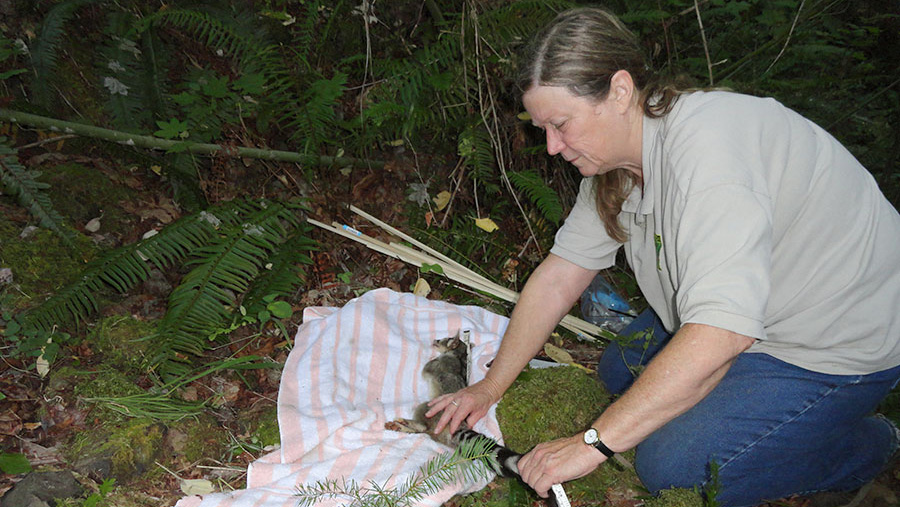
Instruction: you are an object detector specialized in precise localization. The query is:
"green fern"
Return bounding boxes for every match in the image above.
[240,224,316,317]
[508,170,564,225]
[0,138,75,247]
[28,0,99,109]
[21,205,221,331]
[150,200,302,375]
[287,72,348,153]
[458,122,500,196]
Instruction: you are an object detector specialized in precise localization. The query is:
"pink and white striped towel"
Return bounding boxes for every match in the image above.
[175,288,508,507]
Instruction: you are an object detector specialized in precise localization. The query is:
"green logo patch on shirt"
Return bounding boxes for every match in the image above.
[654,234,663,271]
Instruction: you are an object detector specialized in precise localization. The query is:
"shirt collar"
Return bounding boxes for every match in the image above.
[622,115,662,216]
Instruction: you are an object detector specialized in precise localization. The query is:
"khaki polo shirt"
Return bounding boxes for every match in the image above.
[551,91,900,375]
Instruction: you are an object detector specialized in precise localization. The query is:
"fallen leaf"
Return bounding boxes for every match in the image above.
[543,343,593,373]
[432,190,451,211]
[35,355,50,378]
[413,277,430,298]
[473,217,499,233]
[84,217,102,233]
[181,478,215,495]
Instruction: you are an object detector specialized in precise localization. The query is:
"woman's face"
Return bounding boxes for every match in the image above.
[522,84,641,178]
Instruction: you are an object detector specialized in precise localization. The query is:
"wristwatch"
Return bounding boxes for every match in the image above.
[582,427,616,459]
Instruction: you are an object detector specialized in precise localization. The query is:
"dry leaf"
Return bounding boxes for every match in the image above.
[432,191,451,211]
[473,217,499,233]
[36,354,50,378]
[413,277,431,297]
[181,478,215,496]
[543,343,593,373]
[84,217,101,233]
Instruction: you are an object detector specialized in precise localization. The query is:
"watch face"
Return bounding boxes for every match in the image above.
[583,428,599,445]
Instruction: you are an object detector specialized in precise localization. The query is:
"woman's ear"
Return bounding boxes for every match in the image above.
[609,70,635,111]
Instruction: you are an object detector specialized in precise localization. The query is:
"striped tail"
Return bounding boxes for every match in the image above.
[451,429,568,507]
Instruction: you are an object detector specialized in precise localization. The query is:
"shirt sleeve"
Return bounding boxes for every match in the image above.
[671,182,771,340]
[550,177,621,271]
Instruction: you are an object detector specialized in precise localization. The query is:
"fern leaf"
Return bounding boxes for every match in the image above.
[29,0,99,108]
[508,170,564,225]
[151,200,300,376]
[22,203,223,331]
[0,138,75,247]
[241,223,316,316]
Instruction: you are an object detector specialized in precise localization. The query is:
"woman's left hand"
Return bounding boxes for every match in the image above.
[516,434,607,497]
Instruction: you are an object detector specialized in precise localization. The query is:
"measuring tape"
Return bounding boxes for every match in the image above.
[550,484,571,507]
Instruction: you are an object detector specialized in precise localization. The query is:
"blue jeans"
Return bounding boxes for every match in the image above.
[597,309,900,506]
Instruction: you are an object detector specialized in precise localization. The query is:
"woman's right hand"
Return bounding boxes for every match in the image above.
[425,377,503,435]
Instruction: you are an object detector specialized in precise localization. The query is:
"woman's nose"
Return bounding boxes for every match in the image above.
[546,128,565,156]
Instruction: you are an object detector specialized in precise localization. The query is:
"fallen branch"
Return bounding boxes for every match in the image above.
[309,207,614,342]
[0,109,383,169]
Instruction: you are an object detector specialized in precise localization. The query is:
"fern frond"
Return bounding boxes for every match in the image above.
[151,200,300,375]
[458,122,500,195]
[0,138,75,247]
[508,170,564,225]
[286,72,348,152]
[22,207,220,331]
[135,9,261,69]
[240,222,316,316]
[29,0,99,108]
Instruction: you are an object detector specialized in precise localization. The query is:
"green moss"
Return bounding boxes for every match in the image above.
[89,316,156,373]
[0,213,96,301]
[497,365,609,453]
[495,365,642,503]
[645,488,705,507]
[250,405,280,448]
[108,420,167,477]
[40,163,135,228]
[170,413,230,463]
[45,365,144,425]
[64,418,166,482]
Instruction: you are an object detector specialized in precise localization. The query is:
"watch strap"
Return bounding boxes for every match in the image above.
[591,437,616,459]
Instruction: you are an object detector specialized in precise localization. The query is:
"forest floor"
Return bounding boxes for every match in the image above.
[0,135,898,507]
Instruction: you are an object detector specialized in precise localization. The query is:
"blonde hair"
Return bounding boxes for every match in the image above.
[517,7,684,242]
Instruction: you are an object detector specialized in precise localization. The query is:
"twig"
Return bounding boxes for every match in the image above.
[16,134,77,150]
[693,0,714,86]
[825,76,900,131]
[764,0,806,75]
[309,211,613,341]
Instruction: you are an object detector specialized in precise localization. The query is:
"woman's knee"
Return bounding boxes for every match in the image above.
[634,436,709,493]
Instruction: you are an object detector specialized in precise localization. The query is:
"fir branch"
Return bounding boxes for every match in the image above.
[294,435,497,507]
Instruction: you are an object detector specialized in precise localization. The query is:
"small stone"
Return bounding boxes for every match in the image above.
[0,267,12,285]
[19,225,39,239]
[0,470,84,507]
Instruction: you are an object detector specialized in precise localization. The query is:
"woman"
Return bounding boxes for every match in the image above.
[426,6,900,506]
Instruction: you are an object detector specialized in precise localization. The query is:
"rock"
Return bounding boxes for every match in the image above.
[0,470,84,507]
[19,225,39,239]
[0,267,12,285]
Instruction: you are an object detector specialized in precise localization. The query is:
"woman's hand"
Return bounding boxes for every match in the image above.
[517,434,606,497]
[425,377,502,434]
